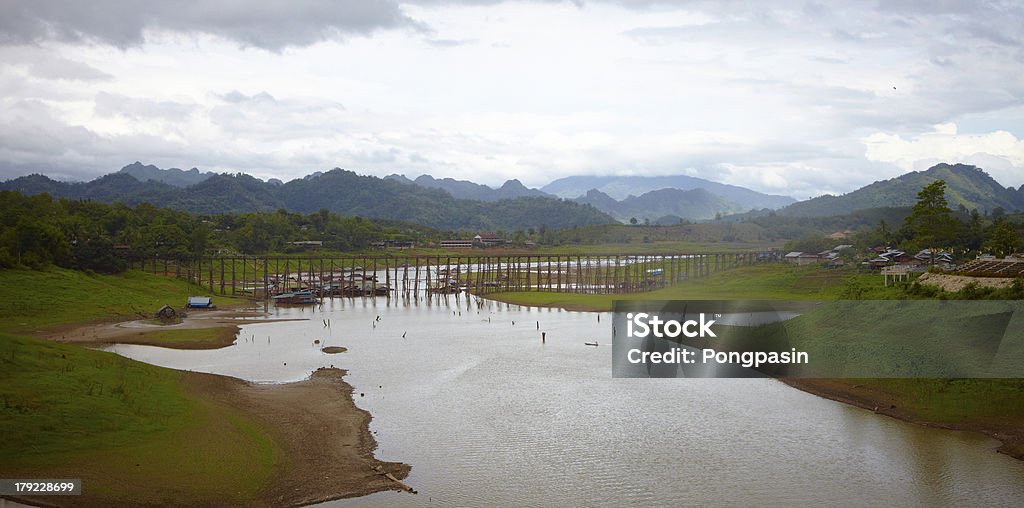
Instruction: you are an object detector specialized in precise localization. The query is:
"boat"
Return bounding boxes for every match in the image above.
[584,341,599,347]
[272,290,318,305]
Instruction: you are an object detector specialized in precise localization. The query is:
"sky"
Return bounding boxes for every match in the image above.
[0,0,1023,199]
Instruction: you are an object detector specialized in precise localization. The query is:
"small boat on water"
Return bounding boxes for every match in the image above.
[584,341,599,347]
[272,290,318,305]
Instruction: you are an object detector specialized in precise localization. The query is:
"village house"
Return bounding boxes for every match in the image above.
[440,233,509,249]
[474,233,508,247]
[291,240,323,250]
[784,251,820,266]
[439,239,474,249]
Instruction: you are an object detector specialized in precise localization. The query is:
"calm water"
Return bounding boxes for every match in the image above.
[107,296,1024,506]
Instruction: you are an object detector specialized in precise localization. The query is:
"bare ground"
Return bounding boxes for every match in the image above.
[916,272,1016,292]
[39,309,304,350]
[186,367,412,506]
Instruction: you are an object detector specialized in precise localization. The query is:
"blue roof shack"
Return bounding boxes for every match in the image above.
[186,296,214,309]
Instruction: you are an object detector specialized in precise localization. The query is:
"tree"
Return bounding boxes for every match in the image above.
[987,220,1020,257]
[903,180,955,250]
[629,217,638,225]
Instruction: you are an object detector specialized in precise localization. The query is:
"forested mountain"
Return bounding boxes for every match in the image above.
[780,163,1024,217]
[385,174,552,201]
[574,187,743,222]
[118,162,216,187]
[541,174,796,209]
[1,166,613,231]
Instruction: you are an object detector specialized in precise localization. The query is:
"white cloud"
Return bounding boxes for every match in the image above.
[0,0,1022,197]
[863,123,1024,188]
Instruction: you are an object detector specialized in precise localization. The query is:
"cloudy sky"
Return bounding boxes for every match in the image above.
[1,0,1022,199]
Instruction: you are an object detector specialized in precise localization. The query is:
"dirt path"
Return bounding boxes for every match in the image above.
[39,309,304,349]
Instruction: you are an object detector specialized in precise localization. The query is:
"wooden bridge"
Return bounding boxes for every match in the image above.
[131,252,772,300]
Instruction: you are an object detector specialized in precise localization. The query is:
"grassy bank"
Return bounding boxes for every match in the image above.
[0,268,277,504]
[111,326,243,349]
[0,267,409,505]
[785,378,1024,460]
[0,268,247,334]
[0,333,279,505]
[487,263,902,311]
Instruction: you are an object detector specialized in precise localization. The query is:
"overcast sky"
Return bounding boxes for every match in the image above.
[1,0,1022,199]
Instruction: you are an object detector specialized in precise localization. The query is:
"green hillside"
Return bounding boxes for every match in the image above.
[781,163,1024,217]
[1,166,614,231]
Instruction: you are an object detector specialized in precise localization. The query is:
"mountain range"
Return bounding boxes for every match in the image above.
[1,167,612,231]
[2,161,1021,230]
[118,161,217,187]
[574,187,744,223]
[384,174,549,202]
[541,174,797,208]
[387,172,794,220]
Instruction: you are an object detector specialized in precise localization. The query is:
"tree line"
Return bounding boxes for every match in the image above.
[0,191,433,273]
[785,180,1022,258]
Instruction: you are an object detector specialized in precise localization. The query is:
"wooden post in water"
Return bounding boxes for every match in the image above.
[413,257,419,298]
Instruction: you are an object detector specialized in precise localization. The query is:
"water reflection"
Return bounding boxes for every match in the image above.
[106,296,1024,506]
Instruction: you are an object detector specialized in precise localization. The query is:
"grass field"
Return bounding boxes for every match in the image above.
[0,268,278,504]
[0,268,247,334]
[487,263,903,311]
[114,327,243,349]
[0,333,279,505]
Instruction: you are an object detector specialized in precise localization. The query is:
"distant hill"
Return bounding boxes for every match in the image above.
[541,174,796,210]
[574,187,743,222]
[118,161,215,187]
[780,163,1024,217]
[1,172,178,205]
[2,165,613,231]
[385,174,552,201]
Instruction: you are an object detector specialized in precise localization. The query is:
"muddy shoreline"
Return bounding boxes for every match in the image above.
[783,378,1024,461]
[188,367,412,506]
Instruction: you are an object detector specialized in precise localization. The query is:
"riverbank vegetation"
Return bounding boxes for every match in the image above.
[487,263,904,311]
[0,333,280,505]
[0,267,244,334]
[0,268,408,505]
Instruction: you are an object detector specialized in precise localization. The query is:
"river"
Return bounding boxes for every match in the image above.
[107,296,1024,506]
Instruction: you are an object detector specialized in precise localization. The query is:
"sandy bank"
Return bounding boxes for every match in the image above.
[783,378,1023,461]
[187,367,411,506]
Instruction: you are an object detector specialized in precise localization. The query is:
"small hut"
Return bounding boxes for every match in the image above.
[156,304,178,323]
